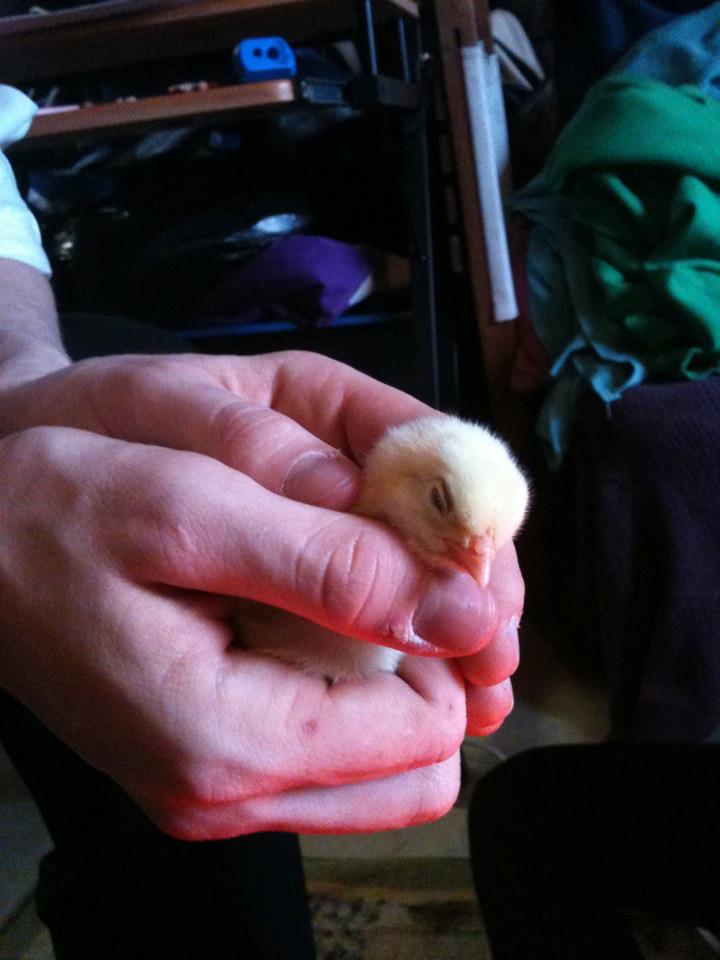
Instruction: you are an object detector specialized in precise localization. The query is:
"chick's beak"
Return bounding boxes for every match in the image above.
[444,532,496,587]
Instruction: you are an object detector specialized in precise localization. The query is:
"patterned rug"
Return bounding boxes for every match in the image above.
[304,857,720,960]
[304,857,491,960]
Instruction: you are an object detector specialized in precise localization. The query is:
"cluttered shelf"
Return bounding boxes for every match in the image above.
[4,0,435,399]
[0,0,418,83]
[17,80,297,147]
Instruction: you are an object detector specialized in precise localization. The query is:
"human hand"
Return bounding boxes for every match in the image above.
[0,419,511,837]
[0,351,522,742]
[0,354,516,835]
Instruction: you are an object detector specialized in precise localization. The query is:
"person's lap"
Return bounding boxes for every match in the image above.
[469,742,720,960]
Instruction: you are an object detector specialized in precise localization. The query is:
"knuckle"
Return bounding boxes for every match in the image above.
[433,761,462,816]
[504,641,521,678]
[0,427,102,518]
[147,507,199,576]
[407,756,461,826]
[87,355,156,401]
[139,760,262,840]
[82,355,192,428]
[147,797,267,843]
[296,519,384,630]
[441,688,469,753]
[417,698,466,769]
[1,424,65,463]
[209,402,310,490]
[145,805,234,841]
[277,349,335,376]
[110,460,202,578]
[463,630,520,686]
[469,680,514,733]
[397,663,468,768]
[146,806,209,841]
[422,671,468,757]
[496,679,515,717]
[324,530,379,627]
[209,398,268,452]
[476,649,520,687]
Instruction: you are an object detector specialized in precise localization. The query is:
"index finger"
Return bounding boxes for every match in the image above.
[23,352,431,511]
[207,350,434,462]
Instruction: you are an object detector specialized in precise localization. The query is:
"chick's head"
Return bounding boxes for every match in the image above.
[355,415,529,586]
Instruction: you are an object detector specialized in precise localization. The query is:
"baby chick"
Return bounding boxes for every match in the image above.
[236,414,529,682]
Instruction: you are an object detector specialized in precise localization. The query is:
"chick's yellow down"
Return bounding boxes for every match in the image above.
[236,415,530,682]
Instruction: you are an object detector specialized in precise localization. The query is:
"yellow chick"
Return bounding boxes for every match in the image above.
[236,414,529,682]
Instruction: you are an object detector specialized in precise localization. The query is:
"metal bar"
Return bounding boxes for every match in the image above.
[414,0,474,413]
[402,33,440,408]
[356,0,380,75]
[397,17,411,82]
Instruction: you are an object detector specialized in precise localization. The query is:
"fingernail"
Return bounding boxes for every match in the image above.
[413,574,497,655]
[283,453,360,509]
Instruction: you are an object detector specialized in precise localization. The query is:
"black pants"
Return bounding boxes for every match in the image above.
[0,314,316,959]
[0,693,316,960]
[468,743,720,960]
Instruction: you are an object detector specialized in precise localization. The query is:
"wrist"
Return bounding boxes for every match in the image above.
[0,335,70,391]
[0,345,71,440]
[0,257,71,411]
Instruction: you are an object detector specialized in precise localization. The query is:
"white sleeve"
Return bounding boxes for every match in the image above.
[0,86,51,276]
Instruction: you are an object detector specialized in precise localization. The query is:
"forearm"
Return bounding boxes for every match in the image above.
[0,257,70,394]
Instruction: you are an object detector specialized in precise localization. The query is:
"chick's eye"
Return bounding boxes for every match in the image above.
[430,478,454,515]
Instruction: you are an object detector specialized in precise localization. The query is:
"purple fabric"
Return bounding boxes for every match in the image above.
[190,235,374,328]
[577,376,720,742]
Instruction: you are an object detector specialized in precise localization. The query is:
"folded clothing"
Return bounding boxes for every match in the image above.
[515,76,720,464]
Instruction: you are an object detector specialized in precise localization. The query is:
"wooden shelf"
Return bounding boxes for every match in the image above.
[16,80,297,148]
[0,0,417,83]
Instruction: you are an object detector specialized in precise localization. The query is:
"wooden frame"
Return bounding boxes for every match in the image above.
[19,81,297,147]
[432,0,529,449]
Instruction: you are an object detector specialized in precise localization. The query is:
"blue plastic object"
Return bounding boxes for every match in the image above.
[234,37,297,82]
